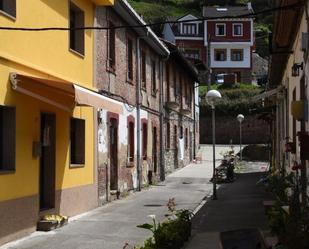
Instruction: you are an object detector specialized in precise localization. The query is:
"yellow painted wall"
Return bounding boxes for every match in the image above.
[0,0,98,202]
[0,0,94,87]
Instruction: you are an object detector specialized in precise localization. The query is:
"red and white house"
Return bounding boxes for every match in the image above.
[162,4,254,83]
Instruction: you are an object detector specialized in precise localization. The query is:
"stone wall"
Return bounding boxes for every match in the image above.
[200,115,270,144]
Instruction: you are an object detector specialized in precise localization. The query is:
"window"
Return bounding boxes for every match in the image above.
[214,49,227,61]
[180,126,183,139]
[141,50,146,88]
[173,66,177,98]
[151,60,156,95]
[187,84,192,106]
[166,122,170,149]
[108,21,116,69]
[231,49,243,61]
[166,64,170,101]
[70,118,85,165]
[0,106,16,171]
[182,23,197,35]
[185,128,188,149]
[127,117,134,162]
[142,120,148,160]
[174,125,177,149]
[127,37,133,81]
[215,23,225,36]
[69,2,85,55]
[0,0,16,18]
[184,49,200,59]
[176,74,181,98]
[233,23,243,36]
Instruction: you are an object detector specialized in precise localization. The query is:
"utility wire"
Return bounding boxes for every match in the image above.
[0,2,303,31]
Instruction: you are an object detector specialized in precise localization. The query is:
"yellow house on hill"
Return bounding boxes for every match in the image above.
[0,0,113,245]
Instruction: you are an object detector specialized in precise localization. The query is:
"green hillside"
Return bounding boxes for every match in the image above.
[128,0,272,58]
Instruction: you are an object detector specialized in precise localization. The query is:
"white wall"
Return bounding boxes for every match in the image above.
[210,43,251,68]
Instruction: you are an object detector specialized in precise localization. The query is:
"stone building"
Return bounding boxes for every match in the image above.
[94,0,200,203]
[163,41,199,174]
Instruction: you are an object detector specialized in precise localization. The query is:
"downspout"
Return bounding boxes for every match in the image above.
[136,37,141,191]
[193,82,197,159]
[159,55,169,181]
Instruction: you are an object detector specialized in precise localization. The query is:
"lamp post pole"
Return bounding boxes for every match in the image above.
[237,114,244,161]
[206,89,221,200]
[212,106,217,200]
[239,121,242,161]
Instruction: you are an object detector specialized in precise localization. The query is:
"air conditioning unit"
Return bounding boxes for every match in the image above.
[301,32,308,52]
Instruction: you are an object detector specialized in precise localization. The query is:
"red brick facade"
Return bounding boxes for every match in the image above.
[207,20,252,42]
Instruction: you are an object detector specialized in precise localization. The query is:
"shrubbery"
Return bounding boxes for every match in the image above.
[136,198,193,249]
[199,84,262,116]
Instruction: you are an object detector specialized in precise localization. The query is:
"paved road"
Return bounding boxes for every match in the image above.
[2,145,237,249]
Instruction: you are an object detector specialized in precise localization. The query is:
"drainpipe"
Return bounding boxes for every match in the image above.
[136,37,141,191]
[160,54,170,181]
[193,82,197,159]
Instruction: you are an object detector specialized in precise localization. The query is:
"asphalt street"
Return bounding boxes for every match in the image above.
[1,145,266,249]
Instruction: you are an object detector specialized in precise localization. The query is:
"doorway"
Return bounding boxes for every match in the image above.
[40,113,56,210]
[109,117,118,191]
[152,126,157,173]
[174,125,178,169]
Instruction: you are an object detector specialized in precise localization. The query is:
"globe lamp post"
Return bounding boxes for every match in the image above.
[206,90,222,200]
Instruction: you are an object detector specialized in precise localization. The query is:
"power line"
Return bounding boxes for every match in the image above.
[0,2,303,32]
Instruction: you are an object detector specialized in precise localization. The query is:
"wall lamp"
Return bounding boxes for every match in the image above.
[292,62,303,77]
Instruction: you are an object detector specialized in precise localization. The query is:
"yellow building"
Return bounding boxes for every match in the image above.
[0,0,113,245]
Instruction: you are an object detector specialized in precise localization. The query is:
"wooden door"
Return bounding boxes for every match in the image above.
[40,113,56,210]
[109,118,118,191]
[152,126,157,173]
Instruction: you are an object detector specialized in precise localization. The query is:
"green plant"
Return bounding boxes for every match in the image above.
[265,172,309,249]
[137,199,193,249]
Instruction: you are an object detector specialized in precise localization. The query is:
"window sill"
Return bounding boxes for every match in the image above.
[126,79,134,85]
[69,48,85,59]
[107,67,116,75]
[0,10,16,21]
[126,161,135,168]
[70,164,85,168]
[0,170,15,175]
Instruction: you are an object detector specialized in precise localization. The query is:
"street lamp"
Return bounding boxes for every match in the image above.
[206,90,222,200]
[237,114,244,161]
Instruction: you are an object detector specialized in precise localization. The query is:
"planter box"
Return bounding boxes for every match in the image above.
[37,217,68,231]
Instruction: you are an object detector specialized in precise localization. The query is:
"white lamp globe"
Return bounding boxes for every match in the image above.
[206,90,222,107]
[237,114,244,123]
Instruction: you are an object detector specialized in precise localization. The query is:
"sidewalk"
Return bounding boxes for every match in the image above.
[185,166,271,249]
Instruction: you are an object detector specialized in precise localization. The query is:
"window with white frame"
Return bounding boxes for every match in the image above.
[233,23,243,36]
[231,49,243,61]
[182,23,197,35]
[214,49,227,61]
[215,23,225,36]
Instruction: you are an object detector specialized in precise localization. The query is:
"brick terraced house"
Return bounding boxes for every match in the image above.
[94,0,200,203]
